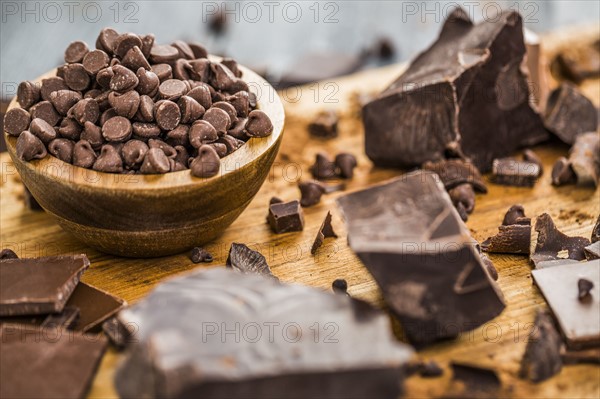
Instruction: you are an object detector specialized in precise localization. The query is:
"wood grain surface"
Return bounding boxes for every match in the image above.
[1,27,599,398]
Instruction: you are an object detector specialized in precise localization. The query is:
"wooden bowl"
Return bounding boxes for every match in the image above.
[5,62,285,257]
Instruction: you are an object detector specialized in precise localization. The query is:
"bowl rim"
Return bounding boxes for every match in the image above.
[4,56,285,192]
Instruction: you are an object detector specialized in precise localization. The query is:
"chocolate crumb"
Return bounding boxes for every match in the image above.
[578,278,594,300]
[335,153,358,179]
[190,247,213,264]
[299,181,326,208]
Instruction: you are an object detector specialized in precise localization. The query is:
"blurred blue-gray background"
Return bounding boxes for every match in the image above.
[1,0,598,98]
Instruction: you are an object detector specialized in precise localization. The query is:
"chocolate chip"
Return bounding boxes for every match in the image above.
[71,98,100,125]
[102,116,132,142]
[503,204,528,226]
[113,33,143,58]
[135,68,159,96]
[299,181,326,207]
[186,84,212,109]
[110,65,139,92]
[178,96,204,124]
[449,183,475,214]
[188,42,208,59]
[310,152,337,180]
[207,143,228,158]
[227,118,248,140]
[213,101,238,124]
[311,211,338,255]
[121,139,149,170]
[3,108,31,137]
[109,91,140,119]
[82,49,110,75]
[210,62,237,91]
[16,131,47,161]
[332,279,348,294]
[0,249,18,260]
[30,101,60,127]
[122,46,151,71]
[17,81,40,109]
[140,34,155,58]
[190,145,220,178]
[335,153,357,179]
[64,40,89,63]
[155,100,181,130]
[551,157,576,186]
[245,110,272,137]
[308,110,338,138]
[93,145,123,173]
[578,278,594,300]
[135,95,155,122]
[492,158,541,187]
[132,122,161,140]
[40,77,68,101]
[171,40,194,60]
[56,118,81,141]
[150,44,179,63]
[216,134,244,154]
[165,124,189,147]
[80,121,103,149]
[62,63,90,91]
[148,139,176,158]
[267,200,305,233]
[29,118,57,143]
[187,59,211,82]
[531,213,591,266]
[48,138,74,163]
[158,79,188,100]
[139,148,170,174]
[96,27,119,55]
[221,58,243,78]
[48,89,81,116]
[73,140,97,168]
[190,247,213,263]
[202,107,231,134]
[151,63,173,82]
[227,91,249,118]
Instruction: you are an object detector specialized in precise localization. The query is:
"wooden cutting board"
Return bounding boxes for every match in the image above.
[1,26,598,398]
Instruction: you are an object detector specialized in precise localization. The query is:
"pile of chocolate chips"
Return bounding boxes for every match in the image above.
[4,28,273,177]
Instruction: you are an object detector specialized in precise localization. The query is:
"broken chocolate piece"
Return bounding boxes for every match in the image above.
[568,132,599,186]
[532,260,600,349]
[592,215,600,243]
[543,83,598,144]
[363,9,547,172]
[481,224,531,255]
[311,211,338,255]
[190,247,213,263]
[491,158,540,187]
[578,278,594,300]
[531,213,591,266]
[298,181,325,208]
[0,324,107,399]
[585,242,600,260]
[102,317,134,349]
[502,204,528,226]
[308,110,338,139]
[40,306,80,330]
[331,279,348,295]
[0,249,18,260]
[518,310,563,383]
[226,243,276,279]
[422,159,487,193]
[115,268,413,399]
[337,170,505,346]
[551,157,577,186]
[267,200,304,234]
[0,255,89,316]
[450,361,501,395]
[67,282,127,332]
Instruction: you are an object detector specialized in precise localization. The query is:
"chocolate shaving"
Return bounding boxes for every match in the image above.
[311,211,338,255]
[531,213,591,266]
[226,243,277,279]
[518,310,563,382]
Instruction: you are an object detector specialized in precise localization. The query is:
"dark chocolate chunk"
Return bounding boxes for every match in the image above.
[481,224,531,255]
[16,131,47,161]
[226,243,276,279]
[40,306,80,330]
[335,153,357,179]
[363,9,547,172]
[0,255,89,316]
[310,152,337,180]
[189,120,218,148]
[450,361,501,394]
[267,200,305,234]
[113,33,142,59]
[155,100,181,131]
[578,278,594,300]
[592,215,600,243]
[0,324,107,399]
[190,247,213,264]
[178,96,204,124]
[491,158,540,187]
[189,42,208,59]
[585,242,600,261]
[298,181,326,208]
[311,211,338,255]
[543,83,598,144]
[531,213,591,266]
[308,110,338,138]
[518,310,563,382]
[71,98,100,125]
[212,101,238,125]
[551,157,577,186]
[0,249,18,260]
[159,79,188,100]
[3,107,31,136]
[422,159,487,193]
[114,268,413,399]
[64,40,89,63]
[190,145,220,178]
[523,149,543,175]
[532,260,600,349]
[332,278,348,294]
[62,63,90,91]
[337,170,506,346]
[569,132,599,186]
[187,84,212,110]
